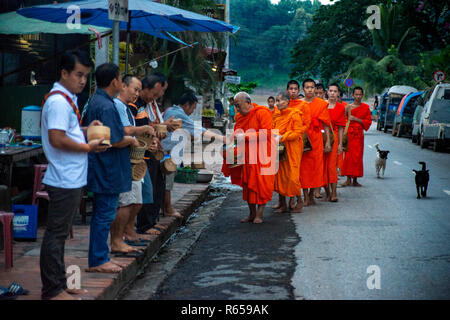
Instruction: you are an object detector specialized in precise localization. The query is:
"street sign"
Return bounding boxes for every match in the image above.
[224,75,241,84]
[345,78,353,87]
[433,70,446,82]
[108,0,129,22]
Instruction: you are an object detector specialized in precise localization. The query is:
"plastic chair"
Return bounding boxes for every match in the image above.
[31,165,73,239]
[32,164,49,206]
[0,211,14,270]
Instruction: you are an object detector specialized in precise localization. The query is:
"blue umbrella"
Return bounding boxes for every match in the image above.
[17,0,239,34]
[18,0,238,71]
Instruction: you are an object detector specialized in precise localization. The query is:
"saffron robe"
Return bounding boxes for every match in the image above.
[289,99,311,129]
[337,101,348,174]
[273,107,307,197]
[222,104,275,204]
[299,97,331,189]
[323,101,346,185]
[341,103,372,178]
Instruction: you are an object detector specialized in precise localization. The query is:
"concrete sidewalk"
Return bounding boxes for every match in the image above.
[0,182,210,300]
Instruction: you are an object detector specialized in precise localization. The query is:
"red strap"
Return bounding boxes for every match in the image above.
[41,90,81,125]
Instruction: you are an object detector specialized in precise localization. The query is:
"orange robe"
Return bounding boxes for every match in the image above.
[342,103,372,178]
[289,99,311,129]
[323,102,346,185]
[222,103,275,204]
[300,97,331,189]
[337,101,348,175]
[273,107,307,197]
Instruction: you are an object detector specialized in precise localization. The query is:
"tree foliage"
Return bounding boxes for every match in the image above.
[230,0,320,89]
[290,0,449,94]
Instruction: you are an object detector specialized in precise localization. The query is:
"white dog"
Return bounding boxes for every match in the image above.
[374,143,390,178]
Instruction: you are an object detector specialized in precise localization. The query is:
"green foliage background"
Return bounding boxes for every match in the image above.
[229,0,321,90]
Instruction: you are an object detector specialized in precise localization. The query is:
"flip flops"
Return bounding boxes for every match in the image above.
[124,239,148,247]
[0,282,29,300]
[112,250,143,258]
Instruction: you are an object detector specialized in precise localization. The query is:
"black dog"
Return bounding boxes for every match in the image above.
[413,161,429,199]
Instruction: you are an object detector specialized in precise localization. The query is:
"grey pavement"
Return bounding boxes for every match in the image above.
[291,123,450,299]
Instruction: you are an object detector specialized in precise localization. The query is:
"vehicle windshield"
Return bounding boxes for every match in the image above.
[430,89,450,123]
[404,96,419,114]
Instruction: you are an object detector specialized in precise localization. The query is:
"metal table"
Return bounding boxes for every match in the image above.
[0,145,44,189]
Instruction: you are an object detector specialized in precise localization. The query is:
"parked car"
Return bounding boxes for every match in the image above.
[419,82,450,151]
[376,92,389,131]
[411,90,429,144]
[392,91,424,137]
[383,85,418,133]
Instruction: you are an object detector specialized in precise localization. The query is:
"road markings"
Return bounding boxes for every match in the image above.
[393,161,402,166]
[444,190,450,196]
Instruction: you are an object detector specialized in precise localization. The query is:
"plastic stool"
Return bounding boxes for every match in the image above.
[0,211,14,270]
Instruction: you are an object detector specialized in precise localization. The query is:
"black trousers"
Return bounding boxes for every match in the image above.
[136,156,165,233]
[40,186,82,299]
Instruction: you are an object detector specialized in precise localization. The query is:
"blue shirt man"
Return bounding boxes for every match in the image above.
[82,63,138,273]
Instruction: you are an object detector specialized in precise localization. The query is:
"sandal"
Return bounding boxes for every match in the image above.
[85,264,122,273]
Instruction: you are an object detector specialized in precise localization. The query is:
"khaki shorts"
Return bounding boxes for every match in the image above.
[165,171,176,191]
[118,180,143,207]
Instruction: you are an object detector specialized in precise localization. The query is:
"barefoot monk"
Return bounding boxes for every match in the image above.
[300,79,332,206]
[273,92,306,213]
[222,92,276,224]
[341,87,372,187]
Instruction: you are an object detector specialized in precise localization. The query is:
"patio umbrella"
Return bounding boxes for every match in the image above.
[17,0,239,70]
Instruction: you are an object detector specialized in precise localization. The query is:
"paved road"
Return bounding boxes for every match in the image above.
[133,123,450,300]
[291,124,450,299]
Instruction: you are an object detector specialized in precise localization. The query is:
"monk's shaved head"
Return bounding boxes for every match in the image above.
[234,91,251,103]
[234,92,253,115]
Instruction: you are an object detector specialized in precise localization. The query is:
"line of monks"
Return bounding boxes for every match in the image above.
[222,79,372,224]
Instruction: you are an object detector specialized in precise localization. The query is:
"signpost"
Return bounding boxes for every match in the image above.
[345,78,353,98]
[108,0,129,65]
[224,75,241,84]
[433,70,446,83]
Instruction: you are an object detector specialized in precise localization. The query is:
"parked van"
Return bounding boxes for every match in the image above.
[419,82,450,151]
[376,92,389,131]
[392,91,424,137]
[411,90,429,144]
[383,85,418,133]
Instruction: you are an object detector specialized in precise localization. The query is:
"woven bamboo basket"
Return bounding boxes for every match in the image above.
[151,150,164,161]
[161,158,177,174]
[131,160,147,181]
[130,139,147,164]
[137,133,153,147]
[278,143,287,161]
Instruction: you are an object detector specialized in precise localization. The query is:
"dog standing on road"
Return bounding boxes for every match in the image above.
[374,143,390,178]
[413,161,429,199]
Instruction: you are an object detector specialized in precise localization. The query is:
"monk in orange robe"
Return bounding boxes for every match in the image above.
[337,96,348,176]
[267,96,276,113]
[273,92,307,213]
[300,79,332,206]
[323,84,346,202]
[341,87,372,187]
[222,92,276,224]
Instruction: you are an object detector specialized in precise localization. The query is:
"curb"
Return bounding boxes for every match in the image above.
[97,185,210,300]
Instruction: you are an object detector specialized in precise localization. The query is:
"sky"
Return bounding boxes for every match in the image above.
[270,0,336,5]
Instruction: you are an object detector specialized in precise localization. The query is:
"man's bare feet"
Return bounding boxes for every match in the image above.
[314,190,322,198]
[65,288,88,295]
[253,217,263,224]
[155,223,167,230]
[166,210,183,219]
[272,202,281,209]
[241,216,255,223]
[110,259,127,268]
[85,261,122,273]
[341,179,351,187]
[330,197,338,202]
[50,290,81,300]
[353,181,362,187]
[111,242,142,254]
[144,228,161,236]
[291,201,303,213]
[274,206,288,213]
[289,198,296,210]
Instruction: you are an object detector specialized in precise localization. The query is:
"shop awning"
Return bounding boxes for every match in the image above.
[0,11,110,35]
